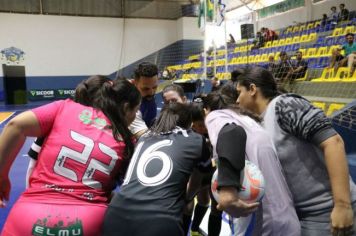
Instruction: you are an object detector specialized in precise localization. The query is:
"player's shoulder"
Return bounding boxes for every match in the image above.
[275,93,309,109]
[158,128,204,145]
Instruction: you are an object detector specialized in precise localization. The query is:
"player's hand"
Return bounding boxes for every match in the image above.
[0,176,10,208]
[330,204,354,236]
[217,198,259,218]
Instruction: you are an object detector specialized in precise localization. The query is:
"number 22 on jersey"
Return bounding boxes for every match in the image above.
[54,130,119,189]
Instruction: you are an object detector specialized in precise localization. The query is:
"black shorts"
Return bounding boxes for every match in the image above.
[103,206,183,236]
[201,166,215,186]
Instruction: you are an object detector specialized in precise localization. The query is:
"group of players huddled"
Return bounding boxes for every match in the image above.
[0,62,355,236]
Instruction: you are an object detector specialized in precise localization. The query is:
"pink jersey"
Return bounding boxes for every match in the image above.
[22,99,126,205]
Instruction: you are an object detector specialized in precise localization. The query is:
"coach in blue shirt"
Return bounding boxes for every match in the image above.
[129,62,159,137]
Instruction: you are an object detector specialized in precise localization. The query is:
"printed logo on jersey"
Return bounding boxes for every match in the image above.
[78,109,107,130]
[32,217,83,236]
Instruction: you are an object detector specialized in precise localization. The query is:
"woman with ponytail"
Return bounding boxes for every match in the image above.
[236,66,356,236]
[0,76,141,235]
[26,75,119,186]
[103,102,211,236]
[203,82,300,236]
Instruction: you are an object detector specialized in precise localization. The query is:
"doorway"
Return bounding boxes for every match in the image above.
[2,64,27,105]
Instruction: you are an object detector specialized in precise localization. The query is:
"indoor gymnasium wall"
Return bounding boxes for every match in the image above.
[0,13,181,100]
[0,13,125,77]
[311,0,356,21]
[176,17,204,40]
[256,7,307,31]
[256,0,356,33]
[0,77,3,101]
[117,18,178,69]
[116,17,204,78]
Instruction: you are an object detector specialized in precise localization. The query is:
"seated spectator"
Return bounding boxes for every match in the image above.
[268,28,278,41]
[338,3,349,22]
[251,32,265,50]
[329,48,345,74]
[262,27,278,42]
[284,51,308,81]
[171,68,177,80]
[267,55,277,73]
[328,6,338,24]
[339,33,356,76]
[183,66,194,75]
[274,51,292,81]
[211,77,221,92]
[261,55,277,73]
[161,68,173,80]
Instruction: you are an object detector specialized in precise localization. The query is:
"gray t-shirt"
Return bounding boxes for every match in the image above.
[205,109,300,236]
[263,94,356,220]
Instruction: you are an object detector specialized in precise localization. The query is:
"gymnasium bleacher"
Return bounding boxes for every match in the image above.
[165,9,356,119]
[169,14,355,82]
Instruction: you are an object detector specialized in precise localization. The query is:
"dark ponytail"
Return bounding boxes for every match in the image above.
[237,66,279,100]
[203,83,261,122]
[74,75,108,106]
[150,103,192,135]
[92,78,141,180]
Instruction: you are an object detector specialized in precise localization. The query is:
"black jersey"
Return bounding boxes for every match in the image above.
[109,128,210,219]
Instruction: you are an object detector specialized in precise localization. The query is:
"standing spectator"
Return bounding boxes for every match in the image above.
[338,3,349,22]
[0,77,141,235]
[236,67,356,236]
[328,6,338,25]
